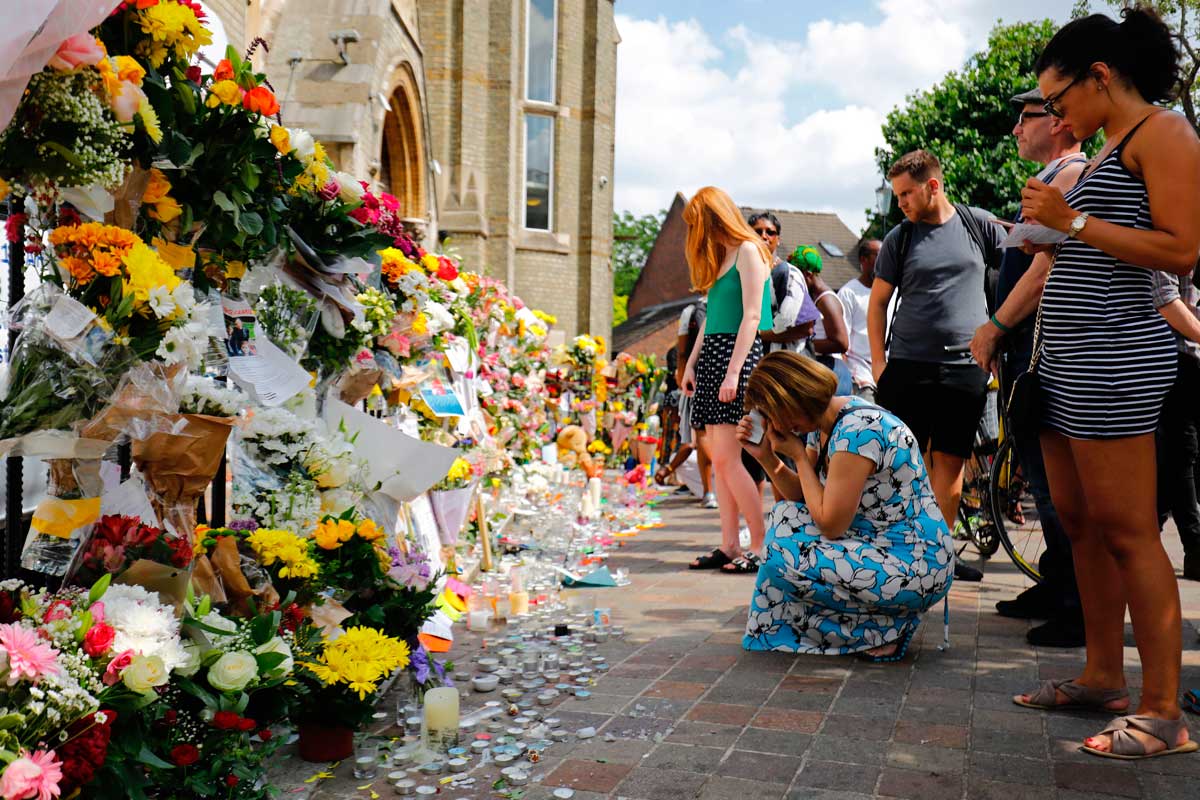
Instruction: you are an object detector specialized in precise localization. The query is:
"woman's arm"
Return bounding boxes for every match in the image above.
[811,289,850,354]
[793,449,876,539]
[719,242,768,402]
[737,419,813,502]
[1022,112,1200,275]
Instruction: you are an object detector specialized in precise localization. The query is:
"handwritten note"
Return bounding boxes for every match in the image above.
[228,336,312,407]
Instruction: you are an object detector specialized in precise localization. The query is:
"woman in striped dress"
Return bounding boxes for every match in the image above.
[1014,9,1200,760]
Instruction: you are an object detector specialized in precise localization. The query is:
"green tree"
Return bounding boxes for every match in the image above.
[611,208,665,300]
[612,294,629,327]
[872,20,1061,230]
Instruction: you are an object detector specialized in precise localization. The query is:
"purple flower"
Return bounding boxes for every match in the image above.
[388,546,433,590]
[411,644,430,684]
[433,657,452,688]
[228,519,259,532]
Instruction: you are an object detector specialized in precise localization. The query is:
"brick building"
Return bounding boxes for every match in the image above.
[203,0,617,336]
[613,192,862,357]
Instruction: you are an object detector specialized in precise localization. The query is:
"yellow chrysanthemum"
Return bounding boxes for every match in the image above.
[302,626,411,699]
[532,309,557,326]
[411,312,428,335]
[420,253,440,273]
[247,528,320,581]
[137,97,162,144]
[122,242,180,304]
[137,0,213,68]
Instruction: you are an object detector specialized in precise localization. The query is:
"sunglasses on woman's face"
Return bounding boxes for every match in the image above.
[1043,74,1085,118]
[753,227,779,237]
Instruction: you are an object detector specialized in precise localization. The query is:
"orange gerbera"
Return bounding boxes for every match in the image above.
[61,256,96,286]
[92,250,122,277]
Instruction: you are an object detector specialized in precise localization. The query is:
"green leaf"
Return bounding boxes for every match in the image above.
[249,613,275,646]
[237,211,264,236]
[196,594,212,618]
[43,141,85,168]
[176,677,218,709]
[255,651,287,673]
[242,161,260,191]
[175,79,196,116]
[75,609,93,642]
[212,190,236,214]
[136,745,175,770]
[89,573,113,603]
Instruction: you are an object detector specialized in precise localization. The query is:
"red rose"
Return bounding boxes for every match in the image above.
[164,709,178,725]
[83,623,116,657]
[348,206,379,225]
[225,776,239,787]
[212,710,241,730]
[236,717,257,732]
[257,729,272,741]
[171,744,200,767]
[436,259,459,281]
[185,66,202,84]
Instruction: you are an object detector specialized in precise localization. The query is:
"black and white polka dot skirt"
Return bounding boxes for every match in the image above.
[691,334,763,429]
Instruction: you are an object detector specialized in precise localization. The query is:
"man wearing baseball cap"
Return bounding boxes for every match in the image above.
[969,87,1087,647]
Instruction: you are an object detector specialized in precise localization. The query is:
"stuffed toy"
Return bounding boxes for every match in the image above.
[556,424,594,472]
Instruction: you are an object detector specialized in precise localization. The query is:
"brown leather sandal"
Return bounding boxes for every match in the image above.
[1081,714,1200,760]
[1013,679,1130,711]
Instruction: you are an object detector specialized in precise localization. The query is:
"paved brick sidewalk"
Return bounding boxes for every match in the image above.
[548,492,1200,800]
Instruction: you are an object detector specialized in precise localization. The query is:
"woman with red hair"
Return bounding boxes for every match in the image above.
[682,187,772,573]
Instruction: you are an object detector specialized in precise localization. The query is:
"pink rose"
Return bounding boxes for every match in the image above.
[42,601,70,623]
[89,602,105,624]
[109,81,146,124]
[103,650,134,686]
[83,623,116,658]
[47,33,105,71]
[0,749,62,800]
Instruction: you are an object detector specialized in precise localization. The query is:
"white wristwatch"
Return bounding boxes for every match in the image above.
[1067,212,1089,238]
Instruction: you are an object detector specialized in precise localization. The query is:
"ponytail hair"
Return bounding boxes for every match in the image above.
[1035,5,1180,105]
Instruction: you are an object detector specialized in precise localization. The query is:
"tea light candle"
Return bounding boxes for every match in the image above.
[537,692,556,706]
[388,771,409,784]
[544,717,561,728]
[394,779,416,795]
[550,729,569,741]
[392,750,415,766]
[574,690,592,701]
[494,753,515,765]
[477,657,500,673]
[553,789,576,799]
[470,740,489,753]
[415,787,438,797]
[507,771,529,786]
[448,758,468,773]
[418,762,443,775]
[472,674,500,692]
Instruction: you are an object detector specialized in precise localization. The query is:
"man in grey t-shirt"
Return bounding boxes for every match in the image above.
[867,149,998,561]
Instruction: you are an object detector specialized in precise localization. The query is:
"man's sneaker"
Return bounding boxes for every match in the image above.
[1027,613,1086,648]
[996,584,1056,620]
[701,493,718,509]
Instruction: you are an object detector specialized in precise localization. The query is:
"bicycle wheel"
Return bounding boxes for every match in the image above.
[989,436,1043,582]
[958,441,1000,558]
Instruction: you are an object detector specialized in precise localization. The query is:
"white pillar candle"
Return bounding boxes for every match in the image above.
[579,493,594,519]
[587,477,602,507]
[423,687,460,754]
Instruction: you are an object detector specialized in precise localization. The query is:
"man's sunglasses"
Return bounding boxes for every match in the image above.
[753,227,779,237]
[1017,111,1049,125]
[1043,75,1084,118]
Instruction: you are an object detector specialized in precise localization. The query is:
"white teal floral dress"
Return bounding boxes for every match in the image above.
[743,397,955,654]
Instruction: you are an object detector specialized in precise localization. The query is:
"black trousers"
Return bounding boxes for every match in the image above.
[1004,342,1082,613]
[1156,353,1200,558]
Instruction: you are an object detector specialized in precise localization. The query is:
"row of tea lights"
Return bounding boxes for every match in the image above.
[373,614,623,796]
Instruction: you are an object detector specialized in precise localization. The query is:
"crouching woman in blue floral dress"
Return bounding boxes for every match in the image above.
[739,351,954,661]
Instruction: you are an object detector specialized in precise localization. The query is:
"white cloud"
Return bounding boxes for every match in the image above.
[613,0,1079,232]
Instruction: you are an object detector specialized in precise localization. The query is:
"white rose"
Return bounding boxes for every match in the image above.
[175,641,203,678]
[290,128,316,162]
[122,654,168,693]
[334,171,365,203]
[253,637,294,678]
[207,651,259,692]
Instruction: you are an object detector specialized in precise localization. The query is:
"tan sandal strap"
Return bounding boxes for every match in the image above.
[1026,679,1066,707]
[1057,680,1129,706]
[1099,714,1187,757]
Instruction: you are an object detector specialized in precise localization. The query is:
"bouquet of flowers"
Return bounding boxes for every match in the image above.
[230,407,324,530]
[429,457,478,546]
[291,624,410,736]
[69,515,193,597]
[253,280,319,361]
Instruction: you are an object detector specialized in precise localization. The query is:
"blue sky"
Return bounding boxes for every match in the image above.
[612,0,1082,231]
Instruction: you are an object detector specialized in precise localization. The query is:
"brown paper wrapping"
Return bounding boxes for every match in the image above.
[206,536,279,616]
[104,164,151,230]
[116,558,191,612]
[337,366,384,406]
[191,555,228,604]
[132,413,235,538]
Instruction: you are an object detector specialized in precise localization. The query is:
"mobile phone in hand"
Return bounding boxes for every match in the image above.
[747,410,765,445]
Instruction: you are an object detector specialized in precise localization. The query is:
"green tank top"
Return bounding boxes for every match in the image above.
[704,258,772,335]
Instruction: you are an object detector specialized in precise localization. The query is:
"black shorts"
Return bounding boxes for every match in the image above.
[876,358,988,459]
